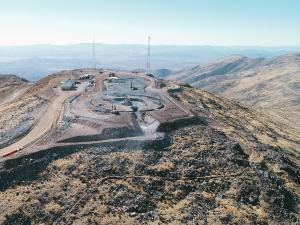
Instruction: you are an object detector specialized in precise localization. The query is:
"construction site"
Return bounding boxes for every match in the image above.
[0,38,299,224]
[0,68,192,161]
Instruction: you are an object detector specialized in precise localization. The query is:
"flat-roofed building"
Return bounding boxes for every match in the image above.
[61,79,76,91]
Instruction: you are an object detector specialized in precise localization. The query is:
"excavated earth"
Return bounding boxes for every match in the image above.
[0,76,299,224]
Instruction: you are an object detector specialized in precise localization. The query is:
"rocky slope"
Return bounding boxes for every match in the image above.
[0,83,299,225]
[0,72,73,149]
[0,75,29,103]
[167,54,300,131]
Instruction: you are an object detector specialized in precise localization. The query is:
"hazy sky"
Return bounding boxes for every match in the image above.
[0,0,300,46]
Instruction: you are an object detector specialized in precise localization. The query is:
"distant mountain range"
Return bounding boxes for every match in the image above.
[0,44,299,81]
[165,53,300,131]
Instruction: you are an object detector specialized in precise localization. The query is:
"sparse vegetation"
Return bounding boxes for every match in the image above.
[0,75,298,224]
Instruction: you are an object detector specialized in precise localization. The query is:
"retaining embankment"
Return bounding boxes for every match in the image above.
[0,135,171,191]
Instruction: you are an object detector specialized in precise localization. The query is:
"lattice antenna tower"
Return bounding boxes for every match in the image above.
[146,36,151,75]
[92,37,96,69]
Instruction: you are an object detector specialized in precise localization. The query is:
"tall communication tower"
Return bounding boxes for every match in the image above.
[146,36,151,75]
[92,37,96,69]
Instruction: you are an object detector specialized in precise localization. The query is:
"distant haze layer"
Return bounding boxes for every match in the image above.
[0,44,299,81]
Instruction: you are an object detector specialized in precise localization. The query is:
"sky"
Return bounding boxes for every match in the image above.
[0,0,300,46]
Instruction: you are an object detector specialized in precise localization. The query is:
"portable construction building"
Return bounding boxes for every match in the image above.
[61,79,76,90]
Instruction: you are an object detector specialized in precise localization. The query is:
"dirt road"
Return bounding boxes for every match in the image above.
[0,132,164,161]
[0,87,83,156]
[146,80,192,116]
[0,73,190,158]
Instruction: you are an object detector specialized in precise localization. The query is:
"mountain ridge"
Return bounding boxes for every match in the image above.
[0,45,299,81]
[166,53,300,130]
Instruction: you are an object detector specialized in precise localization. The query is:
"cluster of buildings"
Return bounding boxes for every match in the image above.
[61,74,93,91]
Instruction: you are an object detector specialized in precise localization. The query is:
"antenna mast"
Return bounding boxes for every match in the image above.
[146,36,151,75]
[92,37,96,69]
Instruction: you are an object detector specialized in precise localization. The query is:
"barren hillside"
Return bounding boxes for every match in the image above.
[0,76,299,224]
[0,75,30,105]
[0,71,73,149]
[167,54,300,131]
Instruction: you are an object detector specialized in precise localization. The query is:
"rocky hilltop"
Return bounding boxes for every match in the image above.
[0,71,299,225]
[0,75,30,104]
[0,71,73,150]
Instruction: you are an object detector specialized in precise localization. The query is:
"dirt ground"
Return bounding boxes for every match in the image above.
[0,83,299,224]
[0,70,189,160]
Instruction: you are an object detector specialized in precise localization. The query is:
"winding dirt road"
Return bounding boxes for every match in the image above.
[0,87,83,156]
